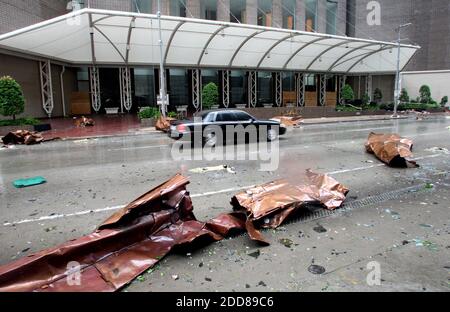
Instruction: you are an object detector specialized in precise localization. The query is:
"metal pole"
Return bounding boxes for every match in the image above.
[157,0,167,118]
[393,23,411,118]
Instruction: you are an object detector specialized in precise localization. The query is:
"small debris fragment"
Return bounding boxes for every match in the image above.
[171,275,179,280]
[308,264,326,275]
[279,238,294,248]
[257,281,267,287]
[13,177,46,188]
[248,250,261,259]
[313,224,327,233]
[205,277,212,282]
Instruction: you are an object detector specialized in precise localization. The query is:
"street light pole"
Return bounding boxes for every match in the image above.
[392,22,412,118]
[157,0,167,118]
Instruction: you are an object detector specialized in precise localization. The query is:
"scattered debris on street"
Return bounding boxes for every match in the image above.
[0,171,348,292]
[12,176,47,188]
[189,165,236,174]
[155,117,176,132]
[231,169,349,244]
[365,132,419,168]
[2,130,43,145]
[74,116,95,127]
[271,115,303,127]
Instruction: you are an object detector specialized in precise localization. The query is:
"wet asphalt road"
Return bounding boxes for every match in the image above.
[0,115,449,291]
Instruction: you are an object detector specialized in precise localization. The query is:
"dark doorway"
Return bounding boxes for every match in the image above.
[99,68,121,113]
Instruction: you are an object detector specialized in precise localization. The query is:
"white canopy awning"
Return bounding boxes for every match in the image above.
[0,8,420,74]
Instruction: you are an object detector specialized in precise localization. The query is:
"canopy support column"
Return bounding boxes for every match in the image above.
[296,73,305,107]
[120,67,132,112]
[366,74,373,102]
[248,71,257,108]
[319,74,326,107]
[275,72,282,107]
[222,70,230,108]
[338,75,346,105]
[89,66,101,113]
[192,69,201,111]
[39,61,54,117]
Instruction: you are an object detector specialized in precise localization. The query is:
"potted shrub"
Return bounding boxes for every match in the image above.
[138,107,161,127]
[399,88,409,103]
[440,96,448,107]
[419,85,432,104]
[202,82,219,110]
[0,76,25,121]
[341,84,354,104]
[373,88,383,104]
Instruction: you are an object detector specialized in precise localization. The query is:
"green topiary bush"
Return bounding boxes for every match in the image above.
[202,82,219,110]
[440,96,448,107]
[373,88,383,103]
[419,85,432,104]
[138,107,161,119]
[0,76,25,121]
[341,84,354,104]
[399,88,410,103]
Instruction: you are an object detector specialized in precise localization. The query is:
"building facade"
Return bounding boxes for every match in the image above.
[0,0,447,118]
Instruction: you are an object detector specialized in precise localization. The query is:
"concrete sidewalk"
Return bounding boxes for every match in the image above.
[301,114,410,125]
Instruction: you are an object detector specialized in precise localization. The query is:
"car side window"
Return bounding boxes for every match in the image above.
[216,112,236,122]
[234,112,253,122]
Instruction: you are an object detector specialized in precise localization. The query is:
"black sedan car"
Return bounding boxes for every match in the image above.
[168,110,287,147]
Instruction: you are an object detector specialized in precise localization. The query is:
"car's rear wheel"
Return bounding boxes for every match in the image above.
[267,128,278,142]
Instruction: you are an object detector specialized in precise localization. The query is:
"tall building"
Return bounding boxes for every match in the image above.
[0,1,446,118]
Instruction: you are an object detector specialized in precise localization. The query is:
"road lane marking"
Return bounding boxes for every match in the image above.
[3,153,444,227]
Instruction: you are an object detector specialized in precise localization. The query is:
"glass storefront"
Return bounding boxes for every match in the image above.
[230,70,246,106]
[305,0,317,32]
[167,68,189,107]
[257,0,272,26]
[282,0,296,30]
[133,68,155,108]
[258,71,273,106]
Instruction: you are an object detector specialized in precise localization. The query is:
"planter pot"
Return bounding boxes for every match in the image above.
[263,103,273,108]
[210,105,220,110]
[34,124,52,132]
[105,107,119,115]
[235,104,247,109]
[140,118,156,127]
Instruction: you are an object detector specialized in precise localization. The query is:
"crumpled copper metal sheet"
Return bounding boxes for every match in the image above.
[0,172,348,291]
[365,132,419,167]
[0,174,244,292]
[231,170,349,244]
[2,130,44,145]
[155,117,176,132]
[271,116,303,127]
[74,116,95,127]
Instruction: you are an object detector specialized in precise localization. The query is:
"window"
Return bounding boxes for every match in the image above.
[282,72,295,92]
[216,112,236,122]
[235,112,253,121]
[76,67,89,92]
[168,69,189,107]
[305,74,316,91]
[305,0,317,32]
[258,71,273,105]
[201,0,217,20]
[230,0,246,23]
[257,0,272,26]
[134,68,155,107]
[326,0,338,35]
[133,0,152,14]
[170,0,187,17]
[326,76,336,92]
[230,71,246,105]
[282,0,296,30]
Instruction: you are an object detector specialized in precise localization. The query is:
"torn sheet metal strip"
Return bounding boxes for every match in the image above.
[2,130,44,145]
[365,132,419,167]
[231,170,349,244]
[0,174,245,292]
